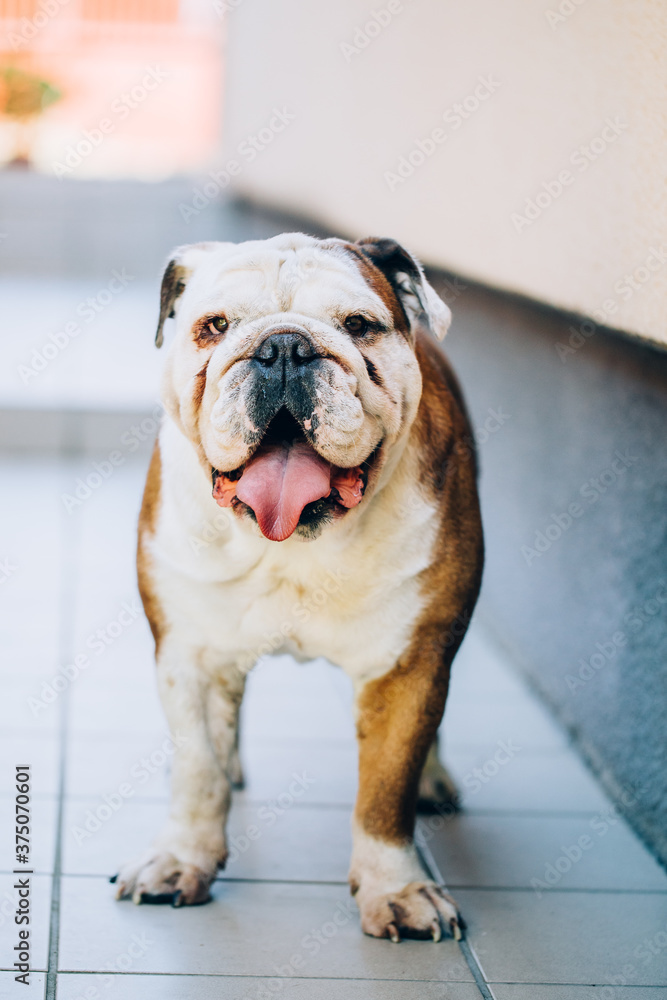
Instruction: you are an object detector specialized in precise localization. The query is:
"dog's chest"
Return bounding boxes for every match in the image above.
[152,423,439,681]
[156,528,432,681]
[155,510,437,683]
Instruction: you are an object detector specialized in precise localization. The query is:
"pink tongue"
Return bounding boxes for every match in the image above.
[236,441,332,541]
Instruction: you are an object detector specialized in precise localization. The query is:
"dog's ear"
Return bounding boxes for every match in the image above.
[155,243,217,348]
[355,237,451,341]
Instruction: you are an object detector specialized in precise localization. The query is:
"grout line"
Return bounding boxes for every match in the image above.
[47,971,480,982]
[417,838,497,1000]
[46,871,667,895]
[45,451,83,1000]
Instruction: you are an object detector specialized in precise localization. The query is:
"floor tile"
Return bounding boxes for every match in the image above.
[65,733,175,799]
[241,657,356,743]
[59,877,474,981]
[448,628,534,703]
[236,738,358,806]
[63,797,351,883]
[67,665,165,738]
[493,988,667,1000]
[457,888,667,985]
[445,748,611,813]
[56,974,484,999]
[62,798,168,877]
[0,971,45,999]
[442,697,568,752]
[421,812,667,891]
[0,795,57,875]
[0,737,60,797]
[0,874,52,973]
[66,732,358,805]
[0,674,60,737]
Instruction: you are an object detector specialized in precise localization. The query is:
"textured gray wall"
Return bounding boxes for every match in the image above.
[440,279,667,865]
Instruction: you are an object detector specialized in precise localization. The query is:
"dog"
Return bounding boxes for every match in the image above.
[113,233,483,942]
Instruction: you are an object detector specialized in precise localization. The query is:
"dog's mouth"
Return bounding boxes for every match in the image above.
[211,409,373,542]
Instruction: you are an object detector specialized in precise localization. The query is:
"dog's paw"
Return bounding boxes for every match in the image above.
[356,881,464,942]
[228,748,245,790]
[417,759,460,813]
[112,852,217,907]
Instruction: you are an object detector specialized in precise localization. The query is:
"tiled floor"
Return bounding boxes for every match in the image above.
[2,448,667,999]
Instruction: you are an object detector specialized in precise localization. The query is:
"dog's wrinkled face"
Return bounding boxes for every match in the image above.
[156,233,451,541]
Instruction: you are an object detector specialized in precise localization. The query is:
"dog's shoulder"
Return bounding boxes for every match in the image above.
[413,331,478,488]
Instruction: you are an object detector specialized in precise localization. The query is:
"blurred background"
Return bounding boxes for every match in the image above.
[1,0,667,990]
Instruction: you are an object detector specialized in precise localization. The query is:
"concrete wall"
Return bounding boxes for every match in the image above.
[221,0,667,346]
[439,274,667,866]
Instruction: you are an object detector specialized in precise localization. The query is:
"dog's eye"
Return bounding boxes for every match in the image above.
[344,315,368,336]
[207,316,228,336]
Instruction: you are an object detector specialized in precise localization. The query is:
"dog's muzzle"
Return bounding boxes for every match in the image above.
[210,325,368,542]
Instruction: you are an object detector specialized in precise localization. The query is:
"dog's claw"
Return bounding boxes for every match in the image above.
[108,874,118,884]
[172,890,183,908]
[451,917,462,941]
[431,918,442,942]
[387,922,400,943]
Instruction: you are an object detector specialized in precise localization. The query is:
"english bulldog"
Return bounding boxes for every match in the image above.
[113,233,483,942]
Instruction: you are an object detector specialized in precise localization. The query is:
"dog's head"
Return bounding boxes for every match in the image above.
[156,233,451,541]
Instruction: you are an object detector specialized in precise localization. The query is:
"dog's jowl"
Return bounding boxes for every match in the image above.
[113,233,483,942]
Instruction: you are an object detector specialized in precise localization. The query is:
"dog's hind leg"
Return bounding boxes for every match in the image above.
[113,641,244,907]
[417,735,460,813]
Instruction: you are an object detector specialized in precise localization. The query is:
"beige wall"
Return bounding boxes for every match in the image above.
[220,0,667,346]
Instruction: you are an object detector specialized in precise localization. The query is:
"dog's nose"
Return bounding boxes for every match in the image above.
[253,330,318,369]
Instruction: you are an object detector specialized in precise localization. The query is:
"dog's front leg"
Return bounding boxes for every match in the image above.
[114,639,243,906]
[349,641,463,942]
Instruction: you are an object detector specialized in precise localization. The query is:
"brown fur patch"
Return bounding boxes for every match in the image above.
[354,335,483,845]
[192,358,210,413]
[337,243,411,337]
[137,440,166,652]
[155,260,186,347]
